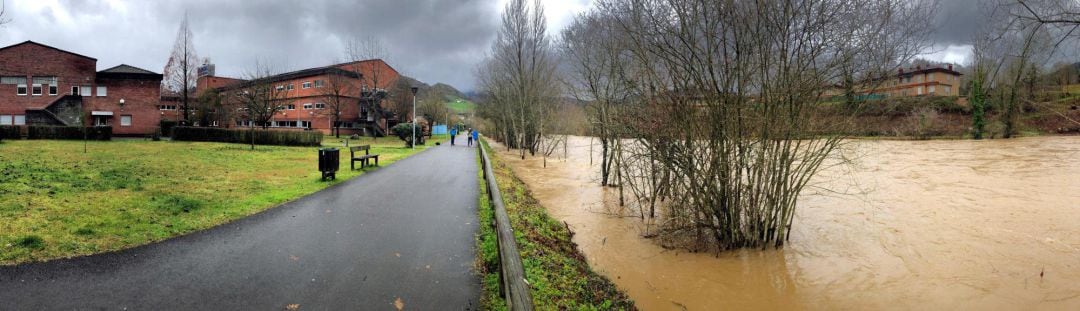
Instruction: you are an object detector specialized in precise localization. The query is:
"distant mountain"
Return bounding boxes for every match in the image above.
[431,83,466,100]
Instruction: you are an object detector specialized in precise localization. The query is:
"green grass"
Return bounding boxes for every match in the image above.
[476,139,635,310]
[0,134,446,265]
[446,97,477,114]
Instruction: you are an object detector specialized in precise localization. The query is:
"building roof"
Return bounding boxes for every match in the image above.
[99,64,159,75]
[218,66,361,91]
[899,65,962,77]
[0,40,97,61]
[97,64,163,80]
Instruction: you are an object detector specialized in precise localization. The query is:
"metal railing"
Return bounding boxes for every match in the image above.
[478,137,535,310]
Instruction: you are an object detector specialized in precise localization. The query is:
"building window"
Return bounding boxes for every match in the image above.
[303,103,313,110]
[49,85,58,96]
[314,103,325,109]
[120,115,132,126]
[97,86,107,97]
[31,84,42,96]
[302,81,312,89]
[314,80,325,88]
[159,105,177,110]
[1,76,26,85]
[300,121,311,128]
[287,104,296,110]
[0,115,11,125]
[14,115,25,125]
[944,86,952,94]
[928,85,936,94]
[17,84,27,95]
[286,84,294,90]
[72,86,80,95]
[276,85,285,91]
[81,86,92,97]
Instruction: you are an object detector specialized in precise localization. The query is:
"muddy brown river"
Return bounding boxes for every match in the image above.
[491,136,1080,310]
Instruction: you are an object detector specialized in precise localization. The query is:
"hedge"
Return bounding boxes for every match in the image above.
[0,125,21,140]
[171,126,322,147]
[27,126,112,140]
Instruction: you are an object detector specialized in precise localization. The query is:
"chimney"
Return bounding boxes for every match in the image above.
[948,64,953,71]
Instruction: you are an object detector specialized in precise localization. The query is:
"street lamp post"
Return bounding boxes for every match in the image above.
[411,86,418,149]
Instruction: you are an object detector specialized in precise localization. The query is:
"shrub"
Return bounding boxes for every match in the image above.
[0,125,21,139]
[27,126,112,140]
[159,120,178,137]
[171,126,322,147]
[391,123,425,147]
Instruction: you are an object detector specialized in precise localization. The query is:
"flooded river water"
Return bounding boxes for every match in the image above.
[492,136,1080,310]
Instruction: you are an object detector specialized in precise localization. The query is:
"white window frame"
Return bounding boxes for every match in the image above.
[32,84,42,96]
[96,86,107,97]
[928,85,936,94]
[0,115,11,125]
[120,115,132,127]
[71,86,80,96]
[276,85,285,91]
[80,86,92,97]
[286,84,294,90]
[287,104,295,110]
[17,84,27,96]
[49,84,58,96]
[302,81,312,89]
[314,80,325,88]
[303,103,313,110]
[314,103,325,109]
[13,115,26,125]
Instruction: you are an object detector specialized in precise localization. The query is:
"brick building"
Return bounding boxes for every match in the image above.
[0,41,163,136]
[196,59,403,136]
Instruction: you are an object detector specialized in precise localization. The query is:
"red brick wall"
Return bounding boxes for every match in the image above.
[87,77,162,136]
[0,42,97,115]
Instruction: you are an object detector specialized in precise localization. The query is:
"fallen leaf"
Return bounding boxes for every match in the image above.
[394,297,405,310]
[395,253,401,257]
[425,265,431,270]
[289,255,300,261]
[285,303,300,311]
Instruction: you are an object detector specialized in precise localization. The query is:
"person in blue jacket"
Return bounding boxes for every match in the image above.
[449,127,458,146]
[471,129,479,147]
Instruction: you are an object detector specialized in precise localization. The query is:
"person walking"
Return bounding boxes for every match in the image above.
[471,129,479,147]
[449,127,457,146]
[467,128,474,147]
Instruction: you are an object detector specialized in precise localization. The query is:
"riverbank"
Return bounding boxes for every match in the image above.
[0,135,444,265]
[495,135,1080,310]
[476,139,635,310]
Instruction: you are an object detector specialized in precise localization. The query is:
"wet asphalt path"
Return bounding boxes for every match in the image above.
[0,143,481,310]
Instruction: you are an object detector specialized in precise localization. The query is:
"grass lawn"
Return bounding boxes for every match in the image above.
[446,97,477,114]
[475,139,635,310]
[0,134,446,265]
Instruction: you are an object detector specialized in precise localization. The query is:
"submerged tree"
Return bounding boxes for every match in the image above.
[163,14,200,125]
[551,0,937,250]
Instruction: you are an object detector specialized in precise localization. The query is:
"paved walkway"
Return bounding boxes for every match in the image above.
[0,144,482,310]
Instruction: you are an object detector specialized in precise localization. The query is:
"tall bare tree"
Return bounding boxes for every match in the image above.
[0,0,11,26]
[478,0,558,159]
[163,14,200,125]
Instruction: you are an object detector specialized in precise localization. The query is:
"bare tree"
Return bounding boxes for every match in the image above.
[0,0,11,26]
[478,0,559,159]
[555,0,940,250]
[163,14,200,125]
[228,61,290,150]
[344,36,394,136]
[319,68,359,138]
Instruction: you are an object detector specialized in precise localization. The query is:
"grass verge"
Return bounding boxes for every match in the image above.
[0,134,445,265]
[475,139,635,310]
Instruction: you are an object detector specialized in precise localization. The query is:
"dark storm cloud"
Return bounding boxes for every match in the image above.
[0,0,503,90]
[931,0,991,45]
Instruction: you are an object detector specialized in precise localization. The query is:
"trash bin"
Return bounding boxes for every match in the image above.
[319,148,340,181]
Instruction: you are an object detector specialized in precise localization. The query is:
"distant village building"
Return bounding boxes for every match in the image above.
[194,59,403,136]
[825,64,963,99]
[0,41,162,136]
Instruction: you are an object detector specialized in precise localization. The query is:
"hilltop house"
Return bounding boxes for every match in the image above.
[0,41,163,136]
[825,64,963,99]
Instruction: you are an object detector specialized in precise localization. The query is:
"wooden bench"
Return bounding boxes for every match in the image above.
[350,145,380,170]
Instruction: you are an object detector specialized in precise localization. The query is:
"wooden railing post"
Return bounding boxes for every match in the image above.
[478,137,535,311]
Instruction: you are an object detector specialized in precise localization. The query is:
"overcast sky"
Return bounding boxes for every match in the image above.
[0,0,982,91]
